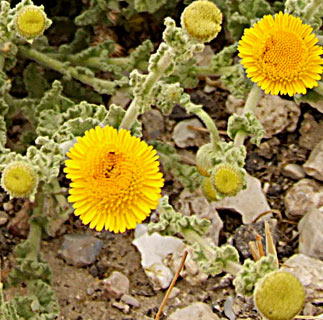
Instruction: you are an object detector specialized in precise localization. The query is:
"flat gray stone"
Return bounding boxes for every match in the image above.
[58,234,103,267]
[281,163,305,180]
[281,254,323,303]
[304,140,323,181]
[284,179,323,220]
[172,118,204,148]
[168,302,219,320]
[298,208,323,259]
[214,174,271,224]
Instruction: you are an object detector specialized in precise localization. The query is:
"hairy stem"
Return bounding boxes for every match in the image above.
[25,221,42,261]
[119,50,172,130]
[193,107,220,148]
[18,46,116,94]
[314,81,323,96]
[304,0,322,21]
[0,54,4,71]
[234,84,262,147]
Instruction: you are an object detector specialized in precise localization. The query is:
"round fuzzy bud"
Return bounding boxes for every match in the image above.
[210,163,244,197]
[181,0,222,43]
[15,5,47,40]
[254,271,305,320]
[1,161,38,199]
[196,143,215,177]
[202,177,218,201]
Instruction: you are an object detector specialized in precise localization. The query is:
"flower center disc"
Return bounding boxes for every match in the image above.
[259,31,306,82]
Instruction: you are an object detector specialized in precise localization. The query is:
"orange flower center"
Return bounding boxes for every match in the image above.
[257,31,307,83]
[83,144,142,208]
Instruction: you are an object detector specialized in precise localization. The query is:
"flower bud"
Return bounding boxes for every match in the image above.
[14,5,49,40]
[1,161,38,200]
[254,271,305,320]
[196,143,215,177]
[210,163,245,197]
[181,0,222,43]
[202,177,218,201]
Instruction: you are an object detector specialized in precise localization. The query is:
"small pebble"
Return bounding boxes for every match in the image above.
[112,301,130,314]
[103,271,130,299]
[121,294,140,308]
[3,202,14,212]
[281,163,305,180]
[0,211,9,226]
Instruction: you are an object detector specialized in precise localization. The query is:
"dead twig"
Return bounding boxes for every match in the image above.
[155,250,188,320]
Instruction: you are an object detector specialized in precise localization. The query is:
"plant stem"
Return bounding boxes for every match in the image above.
[304,0,322,21]
[314,81,323,96]
[193,107,220,148]
[0,54,4,71]
[25,221,42,261]
[234,84,262,147]
[18,46,116,94]
[25,192,44,261]
[119,50,172,130]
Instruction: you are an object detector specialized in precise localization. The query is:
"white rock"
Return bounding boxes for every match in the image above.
[304,140,323,181]
[213,174,271,224]
[132,225,184,290]
[168,302,219,320]
[284,179,323,220]
[281,254,323,303]
[226,94,300,138]
[298,208,323,259]
[172,118,204,148]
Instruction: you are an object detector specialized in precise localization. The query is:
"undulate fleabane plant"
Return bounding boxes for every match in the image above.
[64,125,164,233]
[238,12,323,96]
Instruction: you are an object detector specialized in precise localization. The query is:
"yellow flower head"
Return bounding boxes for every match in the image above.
[202,177,218,201]
[254,271,305,320]
[210,163,244,197]
[1,161,38,199]
[15,5,47,40]
[238,12,323,96]
[181,0,222,43]
[64,125,164,233]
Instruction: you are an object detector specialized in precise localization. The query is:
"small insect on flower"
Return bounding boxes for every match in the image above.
[238,12,323,96]
[64,125,164,233]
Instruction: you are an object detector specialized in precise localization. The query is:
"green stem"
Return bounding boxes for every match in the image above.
[193,107,220,148]
[318,35,323,46]
[119,50,172,130]
[304,0,322,21]
[18,46,116,94]
[234,84,262,147]
[25,192,44,261]
[0,54,4,71]
[313,81,323,96]
[25,221,42,261]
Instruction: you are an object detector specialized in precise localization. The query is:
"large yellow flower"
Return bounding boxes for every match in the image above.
[238,12,323,96]
[64,125,164,233]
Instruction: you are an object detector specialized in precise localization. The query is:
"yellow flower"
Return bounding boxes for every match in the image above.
[15,5,47,40]
[181,0,222,43]
[1,161,38,200]
[238,12,323,96]
[64,125,164,233]
[210,163,244,197]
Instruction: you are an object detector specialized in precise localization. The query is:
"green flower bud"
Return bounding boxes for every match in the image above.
[210,163,245,197]
[14,5,50,40]
[181,0,222,43]
[196,143,215,177]
[1,161,38,200]
[254,271,305,320]
[202,177,218,201]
